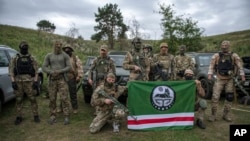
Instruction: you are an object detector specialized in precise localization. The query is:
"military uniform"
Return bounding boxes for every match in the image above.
[123,38,150,81]
[89,73,127,133]
[208,40,245,122]
[62,45,83,114]
[174,55,194,80]
[9,41,40,125]
[151,42,175,81]
[42,40,71,125]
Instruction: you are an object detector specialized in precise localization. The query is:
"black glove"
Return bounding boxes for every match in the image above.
[12,82,18,90]
[32,81,39,90]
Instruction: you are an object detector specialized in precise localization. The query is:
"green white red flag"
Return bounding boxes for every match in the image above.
[127,80,196,131]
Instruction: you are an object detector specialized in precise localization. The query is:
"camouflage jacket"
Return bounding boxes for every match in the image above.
[208,52,244,79]
[123,51,150,81]
[67,55,83,80]
[91,83,126,111]
[88,56,116,80]
[9,53,38,82]
[151,53,175,80]
[174,54,195,79]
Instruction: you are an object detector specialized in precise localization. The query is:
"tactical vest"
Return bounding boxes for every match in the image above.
[216,52,234,76]
[95,56,111,79]
[131,51,146,68]
[14,54,35,77]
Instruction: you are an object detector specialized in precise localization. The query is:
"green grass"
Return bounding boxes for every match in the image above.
[1,88,250,141]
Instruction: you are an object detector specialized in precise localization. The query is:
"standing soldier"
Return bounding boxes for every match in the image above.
[208,40,245,122]
[62,45,83,114]
[42,40,71,125]
[151,42,175,81]
[123,37,150,81]
[89,73,127,133]
[184,69,207,129]
[142,44,153,59]
[9,41,40,125]
[174,45,195,80]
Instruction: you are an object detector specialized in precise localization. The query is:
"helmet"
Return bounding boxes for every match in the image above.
[131,37,142,45]
[184,69,194,75]
[160,42,168,48]
[143,44,152,51]
[19,41,29,48]
[62,44,74,52]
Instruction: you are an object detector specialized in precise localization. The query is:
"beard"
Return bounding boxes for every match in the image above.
[54,46,62,54]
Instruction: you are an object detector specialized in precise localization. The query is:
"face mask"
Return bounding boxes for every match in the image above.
[65,51,72,57]
[185,76,193,80]
[20,46,28,55]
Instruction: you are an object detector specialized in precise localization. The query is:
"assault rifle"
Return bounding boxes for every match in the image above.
[92,70,97,90]
[152,63,168,81]
[231,75,249,96]
[97,90,137,120]
[135,56,146,80]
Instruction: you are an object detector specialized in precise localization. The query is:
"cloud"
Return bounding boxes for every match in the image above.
[0,0,249,39]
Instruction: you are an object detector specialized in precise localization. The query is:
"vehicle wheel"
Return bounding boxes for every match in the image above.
[82,85,92,104]
[36,76,43,96]
[200,78,212,99]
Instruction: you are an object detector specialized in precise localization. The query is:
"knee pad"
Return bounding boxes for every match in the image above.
[226,92,234,102]
[199,99,207,109]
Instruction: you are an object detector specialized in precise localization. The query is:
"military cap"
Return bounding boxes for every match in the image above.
[184,69,194,75]
[160,42,168,48]
[106,72,116,79]
[100,44,108,51]
[62,44,74,52]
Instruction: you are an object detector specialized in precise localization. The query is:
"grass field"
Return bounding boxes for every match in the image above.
[1,88,250,141]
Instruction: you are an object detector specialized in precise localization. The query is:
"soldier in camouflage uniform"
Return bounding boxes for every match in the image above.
[89,73,127,133]
[208,40,245,122]
[123,37,150,81]
[151,42,175,81]
[88,45,116,89]
[62,45,83,114]
[9,41,40,125]
[142,44,153,59]
[174,45,195,80]
[184,69,207,129]
[42,40,71,125]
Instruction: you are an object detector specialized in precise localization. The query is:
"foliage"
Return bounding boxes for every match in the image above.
[36,20,56,33]
[158,4,204,53]
[91,3,128,49]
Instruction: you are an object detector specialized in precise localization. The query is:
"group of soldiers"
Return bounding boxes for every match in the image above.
[9,38,245,133]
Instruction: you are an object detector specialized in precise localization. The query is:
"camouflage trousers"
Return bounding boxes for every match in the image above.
[211,78,234,111]
[195,99,207,121]
[48,78,70,117]
[15,81,38,117]
[89,107,126,134]
[67,78,78,109]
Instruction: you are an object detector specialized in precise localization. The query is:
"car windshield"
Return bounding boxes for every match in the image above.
[198,55,213,66]
[109,55,125,67]
[0,50,9,67]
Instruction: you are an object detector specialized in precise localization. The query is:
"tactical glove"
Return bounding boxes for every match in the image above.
[32,81,39,90]
[12,82,18,90]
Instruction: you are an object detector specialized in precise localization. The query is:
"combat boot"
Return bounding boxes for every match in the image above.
[64,116,70,125]
[34,115,40,123]
[14,116,23,125]
[196,119,206,129]
[113,121,120,133]
[222,109,232,122]
[208,108,217,122]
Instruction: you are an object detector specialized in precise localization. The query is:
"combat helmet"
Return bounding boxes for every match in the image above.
[131,37,142,45]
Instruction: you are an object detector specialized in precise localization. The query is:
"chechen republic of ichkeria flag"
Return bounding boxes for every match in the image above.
[127,80,196,131]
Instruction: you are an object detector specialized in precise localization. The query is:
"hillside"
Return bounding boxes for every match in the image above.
[0,24,250,66]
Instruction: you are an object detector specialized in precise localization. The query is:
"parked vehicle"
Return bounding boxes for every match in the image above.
[82,54,129,103]
[186,52,216,99]
[0,45,43,112]
[83,56,96,74]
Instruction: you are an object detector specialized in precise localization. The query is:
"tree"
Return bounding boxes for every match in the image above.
[91,3,128,49]
[65,23,80,45]
[158,4,204,53]
[36,20,56,33]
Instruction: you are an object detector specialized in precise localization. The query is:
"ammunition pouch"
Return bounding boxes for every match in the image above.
[218,70,231,76]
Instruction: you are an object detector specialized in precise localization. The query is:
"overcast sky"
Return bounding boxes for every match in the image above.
[1,0,250,40]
